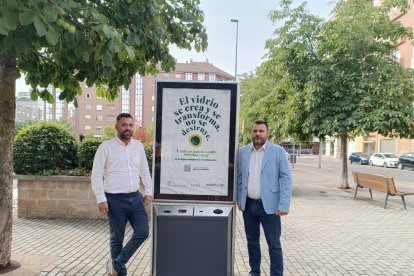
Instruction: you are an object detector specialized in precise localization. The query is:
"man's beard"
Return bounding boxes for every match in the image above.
[119,130,132,140]
[253,137,266,146]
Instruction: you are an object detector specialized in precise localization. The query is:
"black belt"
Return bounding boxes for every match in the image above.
[247,197,262,203]
[105,191,139,197]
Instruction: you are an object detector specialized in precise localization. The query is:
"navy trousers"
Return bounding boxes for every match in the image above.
[243,197,283,276]
[106,192,149,276]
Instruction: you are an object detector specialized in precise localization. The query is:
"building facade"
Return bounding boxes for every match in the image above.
[15,60,233,138]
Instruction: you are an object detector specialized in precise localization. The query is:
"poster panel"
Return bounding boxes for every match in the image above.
[154,81,238,202]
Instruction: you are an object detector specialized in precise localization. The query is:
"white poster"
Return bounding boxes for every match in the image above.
[160,88,230,196]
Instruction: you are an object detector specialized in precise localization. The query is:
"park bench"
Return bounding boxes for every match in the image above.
[352,172,414,210]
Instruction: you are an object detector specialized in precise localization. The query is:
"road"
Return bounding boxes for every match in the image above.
[294,154,414,188]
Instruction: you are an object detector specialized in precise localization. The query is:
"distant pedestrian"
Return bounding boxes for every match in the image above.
[92,113,152,276]
[237,120,293,276]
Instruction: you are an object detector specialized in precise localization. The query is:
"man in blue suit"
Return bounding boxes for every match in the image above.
[237,120,292,276]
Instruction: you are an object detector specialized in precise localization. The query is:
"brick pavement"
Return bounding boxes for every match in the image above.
[9,156,414,275]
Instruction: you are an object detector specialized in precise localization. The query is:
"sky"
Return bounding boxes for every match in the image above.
[16,0,334,92]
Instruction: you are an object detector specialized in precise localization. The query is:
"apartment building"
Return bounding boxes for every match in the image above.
[15,60,233,138]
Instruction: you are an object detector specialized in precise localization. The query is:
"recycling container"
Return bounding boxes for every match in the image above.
[152,204,233,276]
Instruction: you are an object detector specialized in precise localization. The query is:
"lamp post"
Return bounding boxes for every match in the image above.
[230,19,238,81]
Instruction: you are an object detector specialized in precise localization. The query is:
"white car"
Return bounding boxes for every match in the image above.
[369,153,398,168]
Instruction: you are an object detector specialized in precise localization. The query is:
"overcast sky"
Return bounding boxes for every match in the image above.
[16,0,334,92]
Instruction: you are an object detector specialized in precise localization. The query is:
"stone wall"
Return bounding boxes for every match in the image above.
[16,175,105,219]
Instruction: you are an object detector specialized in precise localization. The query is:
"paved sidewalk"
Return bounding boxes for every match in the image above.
[9,156,414,275]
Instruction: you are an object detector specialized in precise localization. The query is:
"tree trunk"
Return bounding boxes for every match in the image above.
[0,49,17,268]
[340,133,349,189]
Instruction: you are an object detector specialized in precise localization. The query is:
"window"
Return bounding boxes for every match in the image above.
[209,74,216,81]
[198,73,205,81]
[54,88,64,120]
[86,93,91,99]
[96,104,103,111]
[96,115,103,121]
[68,102,75,118]
[85,104,92,110]
[164,74,170,80]
[175,74,182,79]
[394,50,401,61]
[121,86,130,113]
[107,115,116,122]
[185,73,193,80]
[135,74,143,126]
[107,104,116,111]
[85,125,91,130]
[96,126,102,132]
[412,46,414,69]
[85,114,91,119]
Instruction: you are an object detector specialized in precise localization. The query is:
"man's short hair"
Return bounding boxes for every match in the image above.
[116,113,133,122]
[253,120,268,130]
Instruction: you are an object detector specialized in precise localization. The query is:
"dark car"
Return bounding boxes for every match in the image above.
[398,152,414,170]
[349,152,370,165]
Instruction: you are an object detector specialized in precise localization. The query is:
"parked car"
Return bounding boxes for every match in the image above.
[348,152,370,165]
[398,152,414,170]
[369,153,398,168]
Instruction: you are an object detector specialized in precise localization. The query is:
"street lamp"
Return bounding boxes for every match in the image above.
[230,19,238,81]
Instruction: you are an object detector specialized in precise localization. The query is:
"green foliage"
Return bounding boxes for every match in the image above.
[14,120,36,136]
[83,132,96,140]
[55,118,76,136]
[239,67,292,144]
[78,138,102,171]
[133,124,154,175]
[143,141,153,176]
[0,0,208,105]
[59,167,92,176]
[241,0,414,143]
[13,122,78,175]
[103,125,116,140]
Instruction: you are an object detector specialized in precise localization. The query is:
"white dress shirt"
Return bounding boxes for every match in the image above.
[247,142,266,199]
[91,136,153,203]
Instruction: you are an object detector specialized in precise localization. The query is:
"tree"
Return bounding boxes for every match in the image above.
[238,65,290,145]
[244,0,414,188]
[103,125,116,140]
[0,0,207,269]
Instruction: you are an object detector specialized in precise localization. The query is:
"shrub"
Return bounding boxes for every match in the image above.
[78,138,102,171]
[13,122,78,175]
[143,141,153,175]
[103,125,116,140]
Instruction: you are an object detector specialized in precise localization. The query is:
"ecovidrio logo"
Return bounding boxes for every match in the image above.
[189,134,202,147]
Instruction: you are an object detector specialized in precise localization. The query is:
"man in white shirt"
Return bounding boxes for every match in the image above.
[92,113,153,276]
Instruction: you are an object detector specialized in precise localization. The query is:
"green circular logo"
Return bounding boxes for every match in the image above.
[189,134,202,147]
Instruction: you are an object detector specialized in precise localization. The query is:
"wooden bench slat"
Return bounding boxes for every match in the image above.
[396,192,414,196]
